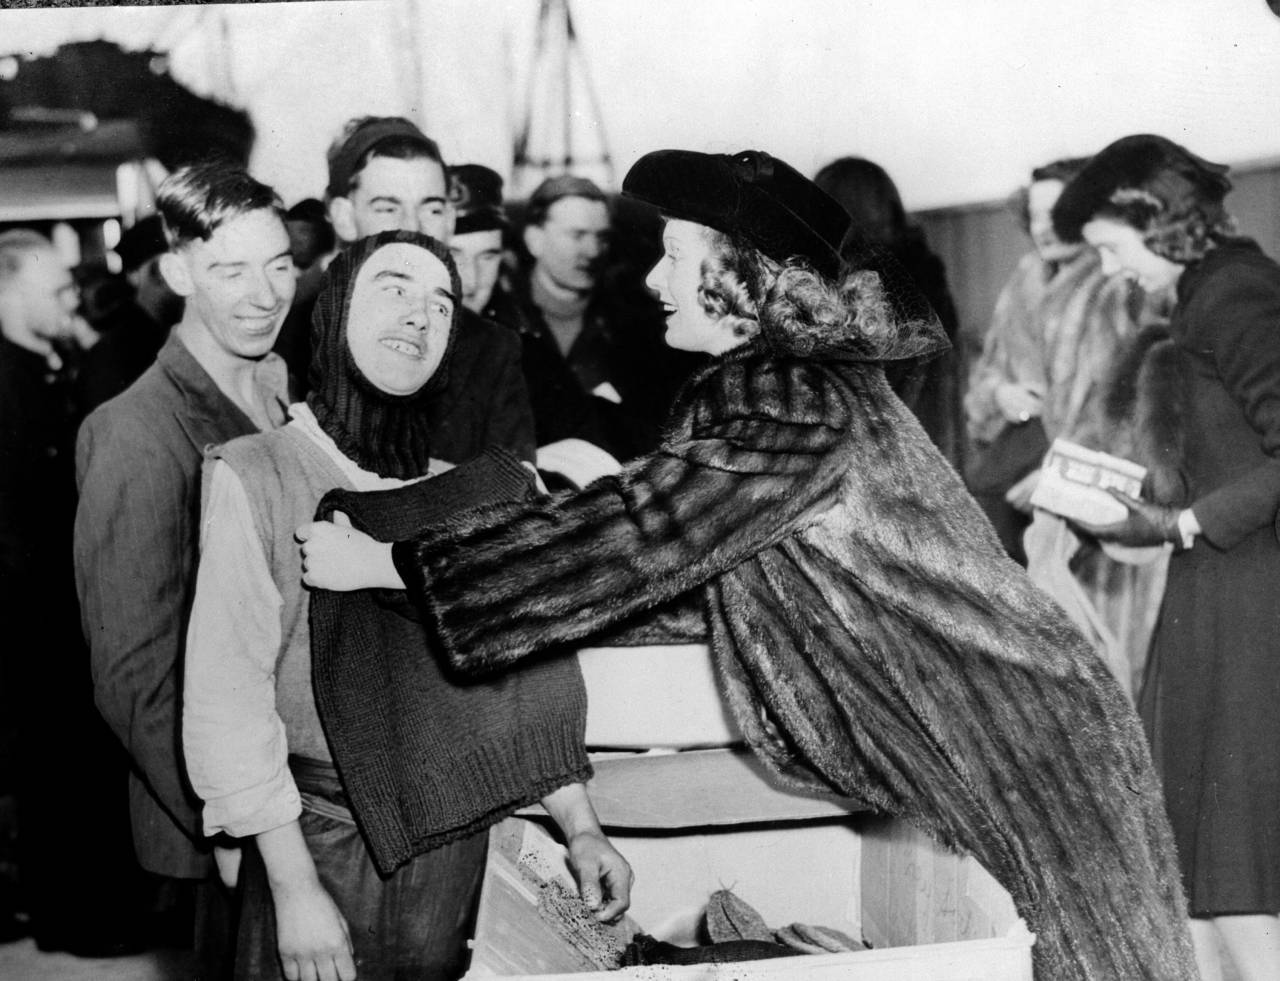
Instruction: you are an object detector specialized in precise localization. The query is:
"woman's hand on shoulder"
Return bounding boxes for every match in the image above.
[295,512,405,591]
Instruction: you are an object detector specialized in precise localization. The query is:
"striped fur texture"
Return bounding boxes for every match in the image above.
[395,342,1196,980]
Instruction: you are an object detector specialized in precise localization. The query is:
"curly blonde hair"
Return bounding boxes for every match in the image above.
[697,228,896,356]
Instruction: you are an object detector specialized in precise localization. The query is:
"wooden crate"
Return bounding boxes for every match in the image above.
[464,751,1032,981]
[578,644,741,749]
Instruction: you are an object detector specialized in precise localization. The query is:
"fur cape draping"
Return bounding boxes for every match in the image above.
[392,341,1195,980]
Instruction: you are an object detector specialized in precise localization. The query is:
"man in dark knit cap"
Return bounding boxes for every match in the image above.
[183,230,631,981]
[446,163,509,317]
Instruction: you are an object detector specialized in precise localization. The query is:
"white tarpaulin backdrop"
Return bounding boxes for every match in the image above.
[2,0,1280,209]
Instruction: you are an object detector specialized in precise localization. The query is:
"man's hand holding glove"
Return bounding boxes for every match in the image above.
[1070,488,1197,550]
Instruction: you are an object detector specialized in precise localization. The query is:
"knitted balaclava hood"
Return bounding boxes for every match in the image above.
[306,230,461,479]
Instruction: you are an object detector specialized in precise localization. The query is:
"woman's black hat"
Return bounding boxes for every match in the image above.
[622,149,849,280]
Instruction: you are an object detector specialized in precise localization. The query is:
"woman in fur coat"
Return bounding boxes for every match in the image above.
[1055,133,1280,981]
[299,149,1195,980]
[966,156,1169,699]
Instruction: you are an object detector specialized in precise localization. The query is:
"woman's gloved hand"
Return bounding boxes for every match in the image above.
[1069,488,1184,548]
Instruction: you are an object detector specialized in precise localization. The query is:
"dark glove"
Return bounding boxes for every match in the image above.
[1070,488,1182,548]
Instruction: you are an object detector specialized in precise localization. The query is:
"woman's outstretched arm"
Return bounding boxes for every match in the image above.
[302,358,864,675]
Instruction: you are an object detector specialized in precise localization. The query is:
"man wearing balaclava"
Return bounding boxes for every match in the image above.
[182,231,631,981]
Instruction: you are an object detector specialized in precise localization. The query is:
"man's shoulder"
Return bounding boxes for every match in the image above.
[82,356,183,442]
[76,363,197,496]
[482,283,536,335]
[456,308,522,360]
[590,279,664,326]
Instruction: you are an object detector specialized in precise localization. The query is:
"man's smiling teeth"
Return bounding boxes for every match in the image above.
[381,337,424,358]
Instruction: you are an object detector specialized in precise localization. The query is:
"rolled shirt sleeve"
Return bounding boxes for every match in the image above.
[182,459,300,838]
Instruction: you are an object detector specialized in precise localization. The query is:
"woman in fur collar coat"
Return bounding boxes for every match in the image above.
[1056,133,1280,981]
[299,149,1195,980]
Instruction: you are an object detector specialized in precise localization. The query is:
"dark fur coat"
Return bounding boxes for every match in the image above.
[1095,322,1190,507]
[394,340,1195,980]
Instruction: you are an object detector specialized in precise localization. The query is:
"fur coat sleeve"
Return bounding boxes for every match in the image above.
[394,350,860,671]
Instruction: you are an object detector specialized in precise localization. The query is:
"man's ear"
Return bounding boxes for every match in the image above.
[0,285,24,344]
[523,223,545,260]
[328,197,358,245]
[158,251,195,298]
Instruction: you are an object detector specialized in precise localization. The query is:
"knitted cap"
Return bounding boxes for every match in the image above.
[306,230,461,479]
[449,164,508,235]
[327,118,442,200]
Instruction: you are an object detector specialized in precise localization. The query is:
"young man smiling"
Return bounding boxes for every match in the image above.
[74,162,296,973]
[183,231,629,981]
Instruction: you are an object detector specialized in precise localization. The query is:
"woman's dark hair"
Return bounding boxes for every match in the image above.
[1051,134,1235,264]
[697,225,895,356]
[812,157,907,250]
[157,161,283,249]
[1092,188,1235,265]
[1008,156,1091,235]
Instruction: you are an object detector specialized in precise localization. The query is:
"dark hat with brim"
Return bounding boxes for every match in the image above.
[449,164,508,235]
[1052,133,1231,244]
[622,149,848,280]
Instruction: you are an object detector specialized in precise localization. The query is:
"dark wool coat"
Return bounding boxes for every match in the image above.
[394,339,1195,980]
[499,271,703,461]
[1133,240,1280,915]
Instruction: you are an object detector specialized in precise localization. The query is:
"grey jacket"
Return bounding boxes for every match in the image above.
[74,333,289,877]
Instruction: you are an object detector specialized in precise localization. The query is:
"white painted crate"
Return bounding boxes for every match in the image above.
[464,751,1032,981]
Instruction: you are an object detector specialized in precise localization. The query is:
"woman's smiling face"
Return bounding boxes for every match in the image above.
[346,242,455,396]
[644,218,745,356]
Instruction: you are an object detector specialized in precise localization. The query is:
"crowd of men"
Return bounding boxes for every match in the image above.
[0,116,688,973]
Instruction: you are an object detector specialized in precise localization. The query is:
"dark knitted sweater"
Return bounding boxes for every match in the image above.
[310,448,592,875]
